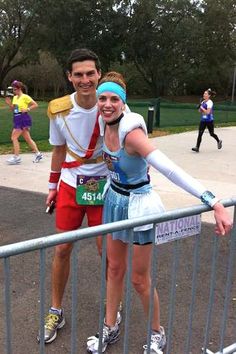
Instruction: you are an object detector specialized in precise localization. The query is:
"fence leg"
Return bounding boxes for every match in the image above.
[147,106,154,133]
[154,98,161,127]
[4,257,12,354]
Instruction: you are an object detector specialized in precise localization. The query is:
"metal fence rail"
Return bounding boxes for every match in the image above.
[1,198,236,354]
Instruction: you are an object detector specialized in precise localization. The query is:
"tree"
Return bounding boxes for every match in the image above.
[0,0,46,88]
[118,0,236,96]
[39,0,127,72]
[118,0,202,96]
[4,51,67,99]
[1,0,235,97]
[193,0,236,94]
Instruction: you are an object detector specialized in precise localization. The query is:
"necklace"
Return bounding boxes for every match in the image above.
[106,113,124,126]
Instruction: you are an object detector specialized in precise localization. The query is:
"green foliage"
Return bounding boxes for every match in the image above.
[4,51,67,98]
[1,98,236,150]
[119,0,236,96]
[0,99,49,143]
[191,0,236,94]
[0,0,236,98]
[0,0,47,86]
[120,0,203,96]
[38,0,126,71]
[108,61,151,96]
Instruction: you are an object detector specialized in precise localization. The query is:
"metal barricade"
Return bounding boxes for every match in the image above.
[0,198,236,354]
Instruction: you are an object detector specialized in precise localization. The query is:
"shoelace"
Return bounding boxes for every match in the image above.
[151,332,162,345]
[45,314,60,330]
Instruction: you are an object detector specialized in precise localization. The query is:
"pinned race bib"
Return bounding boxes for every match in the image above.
[76,175,106,205]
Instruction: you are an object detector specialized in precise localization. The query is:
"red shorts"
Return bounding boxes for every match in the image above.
[56,180,103,231]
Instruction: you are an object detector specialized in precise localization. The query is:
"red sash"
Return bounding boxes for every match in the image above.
[61,112,100,169]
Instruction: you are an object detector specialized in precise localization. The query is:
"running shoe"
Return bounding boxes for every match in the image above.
[143,326,166,354]
[37,308,65,344]
[7,155,21,165]
[217,140,222,149]
[87,323,120,353]
[33,152,43,163]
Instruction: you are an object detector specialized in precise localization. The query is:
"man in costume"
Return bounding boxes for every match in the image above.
[38,48,108,344]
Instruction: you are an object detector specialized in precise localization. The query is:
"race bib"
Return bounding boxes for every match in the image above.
[76,175,106,205]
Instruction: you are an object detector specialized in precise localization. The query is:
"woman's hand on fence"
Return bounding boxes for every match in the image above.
[213,202,233,236]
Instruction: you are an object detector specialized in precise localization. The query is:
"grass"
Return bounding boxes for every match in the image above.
[0,140,52,154]
[0,99,51,154]
[0,99,49,141]
[151,121,236,135]
[0,97,235,155]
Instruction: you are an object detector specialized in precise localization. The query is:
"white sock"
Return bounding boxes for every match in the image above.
[50,307,62,315]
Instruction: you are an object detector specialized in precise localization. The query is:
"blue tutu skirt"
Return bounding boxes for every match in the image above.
[103,187,160,244]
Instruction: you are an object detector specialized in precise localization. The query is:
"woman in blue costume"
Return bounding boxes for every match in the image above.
[87,73,232,354]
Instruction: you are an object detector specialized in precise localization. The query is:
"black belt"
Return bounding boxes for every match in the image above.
[112,178,150,190]
[111,184,130,196]
[111,179,150,196]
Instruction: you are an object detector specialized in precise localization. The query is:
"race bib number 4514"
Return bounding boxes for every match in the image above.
[76,175,106,205]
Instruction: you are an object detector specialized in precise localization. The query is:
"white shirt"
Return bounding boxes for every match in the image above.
[49,93,108,188]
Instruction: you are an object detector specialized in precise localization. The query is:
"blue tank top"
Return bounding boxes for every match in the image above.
[103,143,151,193]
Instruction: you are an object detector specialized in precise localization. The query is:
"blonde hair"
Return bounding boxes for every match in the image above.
[99,71,126,91]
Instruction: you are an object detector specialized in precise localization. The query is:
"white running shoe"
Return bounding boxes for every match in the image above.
[87,323,120,353]
[143,326,167,354]
[33,152,43,163]
[7,155,21,165]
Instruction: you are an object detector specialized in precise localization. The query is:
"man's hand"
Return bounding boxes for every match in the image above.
[46,189,57,208]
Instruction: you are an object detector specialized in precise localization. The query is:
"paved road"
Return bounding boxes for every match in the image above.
[0,187,235,354]
[0,127,235,354]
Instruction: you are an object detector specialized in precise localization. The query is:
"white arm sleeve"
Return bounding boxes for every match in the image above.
[146,149,207,199]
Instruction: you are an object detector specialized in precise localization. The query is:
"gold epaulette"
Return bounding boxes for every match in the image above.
[47,95,73,119]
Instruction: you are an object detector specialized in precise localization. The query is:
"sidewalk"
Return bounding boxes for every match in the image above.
[0,127,235,222]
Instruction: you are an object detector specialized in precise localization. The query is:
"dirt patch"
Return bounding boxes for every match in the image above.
[148,130,170,138]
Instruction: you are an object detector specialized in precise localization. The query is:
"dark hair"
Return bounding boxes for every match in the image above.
[206,88,216,97]
[98,71,126,90]
[67,48,101,73]
[11,80,26,92]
